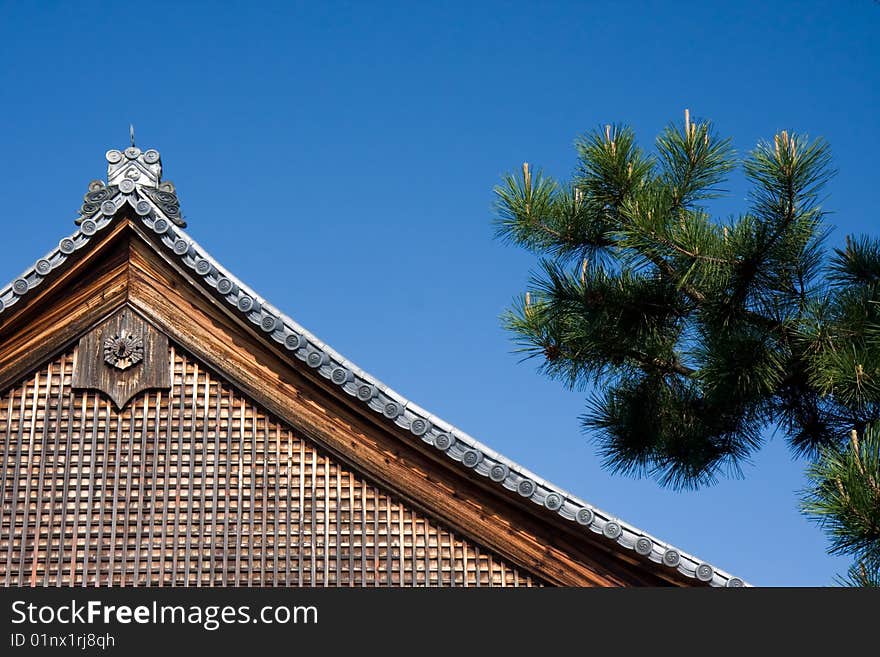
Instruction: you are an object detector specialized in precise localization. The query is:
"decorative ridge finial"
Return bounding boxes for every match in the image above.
[106,144,161,188]
[73,140,185,228]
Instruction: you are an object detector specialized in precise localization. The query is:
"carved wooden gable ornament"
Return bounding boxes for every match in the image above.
[71,306,170,409]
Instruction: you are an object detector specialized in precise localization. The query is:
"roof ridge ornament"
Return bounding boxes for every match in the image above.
[74,138,186,228]
[106,144,162,188]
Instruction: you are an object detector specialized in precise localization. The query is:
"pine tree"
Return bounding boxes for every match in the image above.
[494,111,880,584]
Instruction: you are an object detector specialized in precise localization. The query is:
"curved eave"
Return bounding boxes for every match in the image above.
[0,186,749,588]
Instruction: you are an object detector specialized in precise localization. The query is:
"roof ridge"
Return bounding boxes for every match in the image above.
[0,157,749,588]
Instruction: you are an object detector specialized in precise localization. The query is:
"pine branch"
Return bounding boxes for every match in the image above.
[496,112,878,581]
[496,115,843,491]
[802,424,880,567]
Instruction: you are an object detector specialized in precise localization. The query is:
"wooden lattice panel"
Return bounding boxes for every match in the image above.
[0,346,543,587]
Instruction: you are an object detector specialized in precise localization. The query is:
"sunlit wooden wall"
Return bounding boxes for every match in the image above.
[0,346,543,587]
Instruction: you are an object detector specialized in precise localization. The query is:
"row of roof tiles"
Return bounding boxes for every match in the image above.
[0,159,748,587]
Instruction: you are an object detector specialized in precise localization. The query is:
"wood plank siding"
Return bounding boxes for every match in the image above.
[0,345,543,587]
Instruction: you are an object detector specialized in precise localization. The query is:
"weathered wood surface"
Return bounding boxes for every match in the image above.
[0,347,545,586]
[71,306,170,409]
[0,221,131,394]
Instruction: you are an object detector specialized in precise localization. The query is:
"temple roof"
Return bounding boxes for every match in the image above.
[0,143,748,587]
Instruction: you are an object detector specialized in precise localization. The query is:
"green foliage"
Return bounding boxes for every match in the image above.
[494,112,880,584]
[802,427,880,583]
[835,562,880,587]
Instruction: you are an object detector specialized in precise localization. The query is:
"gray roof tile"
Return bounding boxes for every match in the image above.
[0,146,751,587]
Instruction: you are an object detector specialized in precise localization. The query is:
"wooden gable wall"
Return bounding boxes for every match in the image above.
[0,344,543,587]
[0,217,692,586]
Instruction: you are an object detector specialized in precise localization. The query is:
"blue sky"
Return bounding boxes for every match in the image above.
[1,1,877,585]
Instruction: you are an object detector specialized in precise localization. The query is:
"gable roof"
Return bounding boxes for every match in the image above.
[0,145,748,587]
